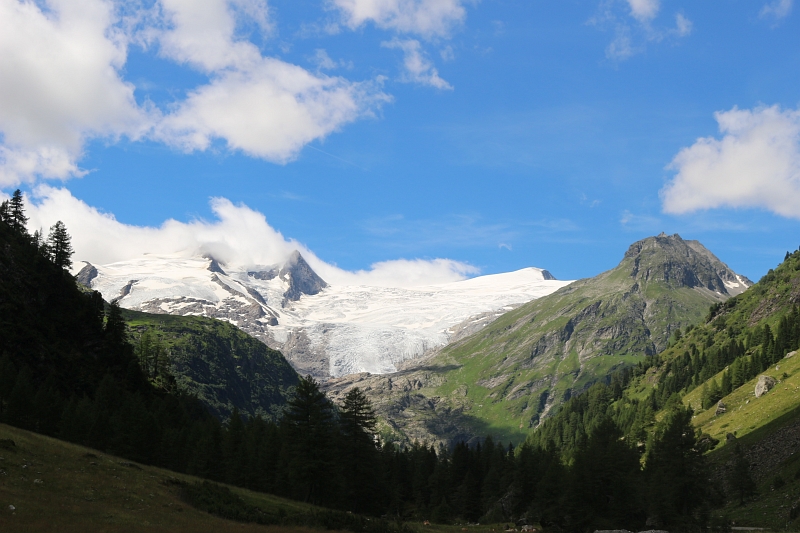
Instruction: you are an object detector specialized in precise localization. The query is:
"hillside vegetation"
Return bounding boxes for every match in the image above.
[523,247,800,528]
[124,310,298,420]
[326,233,749,445]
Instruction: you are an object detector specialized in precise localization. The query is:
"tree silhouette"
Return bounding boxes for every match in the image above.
[46,220,74,269]
[9,189,28,234]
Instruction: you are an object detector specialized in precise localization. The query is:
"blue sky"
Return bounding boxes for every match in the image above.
[1,0,799,284]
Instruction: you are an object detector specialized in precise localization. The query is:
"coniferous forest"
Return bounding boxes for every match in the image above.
[2,190,791,531]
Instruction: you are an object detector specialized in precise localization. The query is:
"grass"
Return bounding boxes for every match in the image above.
[0,424,516,533]
[705,403,800,530]
[684,352,800,446]
[0,423,323,533]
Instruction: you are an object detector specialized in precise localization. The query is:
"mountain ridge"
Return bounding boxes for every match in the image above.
[324,233,752,446]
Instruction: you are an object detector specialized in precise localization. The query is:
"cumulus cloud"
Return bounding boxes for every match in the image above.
[0,0,389,185]
[661,105,800,219]
[156,60,386,161]
[154,0,389,162]
[0,0,153,186]
[382,38,452,89]
[330,0,467,37]
[760,0,793,20]
[25,186,477,287]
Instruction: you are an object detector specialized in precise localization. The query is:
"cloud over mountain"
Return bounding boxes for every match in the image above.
[25,186,478,287]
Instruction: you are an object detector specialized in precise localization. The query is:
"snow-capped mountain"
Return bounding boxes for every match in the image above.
[77,252,571,378]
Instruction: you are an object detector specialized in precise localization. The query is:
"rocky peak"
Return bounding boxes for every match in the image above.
[280,251,328,304]
[622,233,751,295]
[75,262,98,288]
[205,256,227,275]
[247,251,328,305]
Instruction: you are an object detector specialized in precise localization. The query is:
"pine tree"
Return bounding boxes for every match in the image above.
[281,375,337,505]
[8,189,28,234]
[46,220,74,269]
[721,370,733,397]
[728,443,756,505]
[0,200,9,224]
[644,405,708,528]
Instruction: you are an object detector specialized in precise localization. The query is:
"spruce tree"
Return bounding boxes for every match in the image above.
[0,200,9,224]
[644,405,708,528]
[8,189,28,234]
[282,375,337,505]
[46,220,74,269]
[728,443,756,505]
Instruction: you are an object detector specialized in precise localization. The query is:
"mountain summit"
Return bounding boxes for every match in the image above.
[247,250,327,305]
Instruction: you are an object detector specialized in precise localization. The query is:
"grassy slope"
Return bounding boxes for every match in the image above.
[615,251,800,528]
[0,423,319,533]
[684,353,800,443]
[122,309,299,421]
[0,424,511,533]
[415,239,731,444]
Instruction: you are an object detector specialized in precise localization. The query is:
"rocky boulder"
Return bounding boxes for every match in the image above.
[715,401,727,415]
[755,375,777,398]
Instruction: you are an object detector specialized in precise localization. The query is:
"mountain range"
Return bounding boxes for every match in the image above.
[76,252,569,379]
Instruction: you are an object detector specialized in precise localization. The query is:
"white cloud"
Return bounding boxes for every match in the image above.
[593,0,691,61]
[761,0,793,20]
[25,186,477,287]
[0,0,153,186]
[674,13,692,36]
[382,38,452,89]
[156,61,387,162]
[0,0,389,185]
[312,49,339,70]
[627,0,659,23]
[661,105,800,219]
[330,0,467,37]
[153,0,389,161]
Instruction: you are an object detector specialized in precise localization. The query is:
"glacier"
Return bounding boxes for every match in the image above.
[78,252,572,378]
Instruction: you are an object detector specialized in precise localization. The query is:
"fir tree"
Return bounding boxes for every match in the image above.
[8,189,28,234]
[728,443,756,505]
[281,375,337,505]
[46,220,74,269]
[644,405,708,528]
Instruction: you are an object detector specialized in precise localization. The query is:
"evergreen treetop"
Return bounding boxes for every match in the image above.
[46,220,74,269]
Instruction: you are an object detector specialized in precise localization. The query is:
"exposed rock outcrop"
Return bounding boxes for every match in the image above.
[75,262,98,287]
[755,375,777,398]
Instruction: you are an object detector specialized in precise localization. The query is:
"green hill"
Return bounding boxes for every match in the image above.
[0,422,425,533]
[123,310,298,421]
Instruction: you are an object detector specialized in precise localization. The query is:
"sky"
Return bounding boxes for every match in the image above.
[1,0,800,285]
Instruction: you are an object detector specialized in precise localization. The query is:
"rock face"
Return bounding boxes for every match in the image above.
[755,375,777,398]
[716,401,727,415]
[75,262,98,287]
